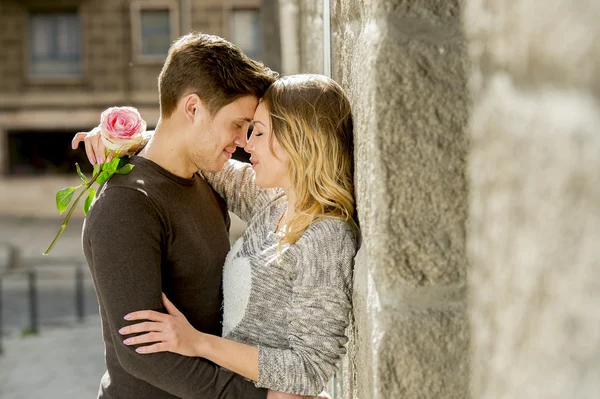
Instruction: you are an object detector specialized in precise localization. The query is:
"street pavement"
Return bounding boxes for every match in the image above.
[0,316,105,399]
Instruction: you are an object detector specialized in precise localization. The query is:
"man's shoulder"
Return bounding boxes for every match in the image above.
[99,158,169,199]
[84,177,166,240]
[88,168,162,220]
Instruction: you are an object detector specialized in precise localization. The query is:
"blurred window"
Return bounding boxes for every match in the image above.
[131,0,179,63]
[7,131,94,176]
[230,9,262,61]
[141,9,171,57]
[29,12,81,78]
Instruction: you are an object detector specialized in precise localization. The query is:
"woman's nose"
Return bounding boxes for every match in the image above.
[244,140,254,153]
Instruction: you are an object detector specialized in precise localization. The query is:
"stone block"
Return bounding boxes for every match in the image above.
[350,248,469,399]
[465,1,600,398]
[468,75,600,399]
[298,0,324,73]
[464,0,600,94]
[323,0,471,398]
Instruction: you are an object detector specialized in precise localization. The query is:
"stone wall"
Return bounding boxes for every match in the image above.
[294,0,472,398]
[465,1,600,398]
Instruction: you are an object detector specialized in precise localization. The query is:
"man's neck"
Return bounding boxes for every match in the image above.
[138,120,197,179]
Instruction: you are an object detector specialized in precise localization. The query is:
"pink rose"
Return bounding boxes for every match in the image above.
[99,106,147,152]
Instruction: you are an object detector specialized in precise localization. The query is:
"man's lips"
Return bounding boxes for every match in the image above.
[223,147,236,159]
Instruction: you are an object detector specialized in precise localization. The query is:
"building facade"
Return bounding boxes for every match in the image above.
[0,0,276,216]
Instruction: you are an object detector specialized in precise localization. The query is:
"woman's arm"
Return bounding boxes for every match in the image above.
[119,297,326,399]
[202,160,275,222]
[120,293,260,381]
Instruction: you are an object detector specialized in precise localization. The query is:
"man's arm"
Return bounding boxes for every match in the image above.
[85,185,266,399]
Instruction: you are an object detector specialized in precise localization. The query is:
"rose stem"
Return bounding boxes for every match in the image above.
[43,170,102,255]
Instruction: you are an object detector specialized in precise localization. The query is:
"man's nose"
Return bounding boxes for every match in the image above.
[234,128,248,147]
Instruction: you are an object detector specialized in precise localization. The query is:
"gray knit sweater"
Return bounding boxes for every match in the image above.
[203,160,357,396]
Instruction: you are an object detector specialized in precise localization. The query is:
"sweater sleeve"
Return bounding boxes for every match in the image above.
[255,220,356,396]
[202,160,279,223]
[84,186,267,399]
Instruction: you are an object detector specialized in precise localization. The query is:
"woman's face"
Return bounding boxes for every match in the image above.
[245,102,290,189]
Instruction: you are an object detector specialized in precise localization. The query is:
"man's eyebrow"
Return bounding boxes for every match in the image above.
[236,117,252,122]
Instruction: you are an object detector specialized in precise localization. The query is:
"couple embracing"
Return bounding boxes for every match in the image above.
[74,32,358,399]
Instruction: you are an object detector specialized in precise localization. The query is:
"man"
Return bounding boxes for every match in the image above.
[77,32,306,399]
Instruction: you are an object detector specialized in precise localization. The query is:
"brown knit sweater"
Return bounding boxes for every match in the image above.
[82,156,267,399]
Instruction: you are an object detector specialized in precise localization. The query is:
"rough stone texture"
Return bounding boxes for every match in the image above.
[295,0,472,397]
[465,1,600,398]
[297,0,324,74]
[261,0,282,73]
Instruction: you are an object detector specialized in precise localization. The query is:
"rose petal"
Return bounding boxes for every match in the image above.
[99,106,146,148]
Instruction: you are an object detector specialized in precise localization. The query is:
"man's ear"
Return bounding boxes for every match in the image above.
[182,93,201,124]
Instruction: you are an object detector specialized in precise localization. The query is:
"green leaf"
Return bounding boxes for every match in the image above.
[116,164,135,175]
[93,163,101,176]
[96,171,113,184]
[75,163,88,183]
[56,187,77,214]
[102,157,121,174]
[117,156,129,170]
[84,188,96,215]
[96,171,112,185]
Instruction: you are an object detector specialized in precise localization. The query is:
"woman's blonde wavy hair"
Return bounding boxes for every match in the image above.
[261,74,357,246]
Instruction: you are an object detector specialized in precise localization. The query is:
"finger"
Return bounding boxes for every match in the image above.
[162,293,184,316]
[124,310,168,322]
[83,138,96,165]
[135,342,170,354]
[106,150,116,164]
[123,332,166,346]
[91,135,107,164]
[119,320,165,335]
[72,132,87,150]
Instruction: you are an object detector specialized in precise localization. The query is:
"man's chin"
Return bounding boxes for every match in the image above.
[202,162,226,173]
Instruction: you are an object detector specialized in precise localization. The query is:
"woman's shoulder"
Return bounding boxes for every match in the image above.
[285,218,357,287]
[293,218,358,254]
[305,217,357,239]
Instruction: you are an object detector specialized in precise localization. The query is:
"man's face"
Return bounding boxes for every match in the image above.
[188,95,258,172]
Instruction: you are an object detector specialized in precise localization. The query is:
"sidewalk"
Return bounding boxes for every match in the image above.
[0,316,105,399]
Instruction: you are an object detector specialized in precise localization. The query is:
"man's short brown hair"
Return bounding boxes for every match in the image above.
[158,32,278,118]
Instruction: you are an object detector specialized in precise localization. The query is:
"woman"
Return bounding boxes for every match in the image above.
[77,74,357,397]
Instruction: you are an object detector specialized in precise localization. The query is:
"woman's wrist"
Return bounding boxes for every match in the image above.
[194,331,210,358]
